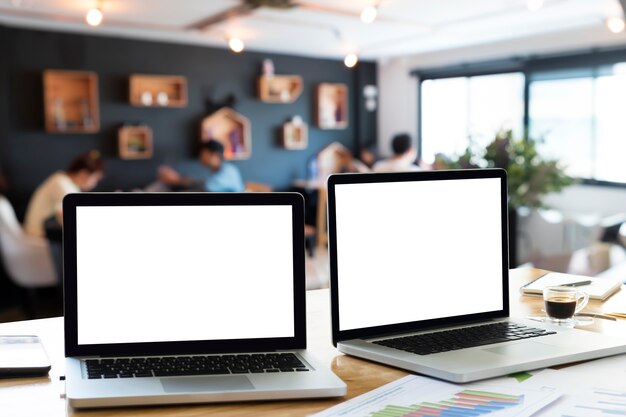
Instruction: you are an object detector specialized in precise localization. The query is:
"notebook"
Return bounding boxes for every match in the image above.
[327,169,626,383]
[62,192,345,408]
[521,272,622,300]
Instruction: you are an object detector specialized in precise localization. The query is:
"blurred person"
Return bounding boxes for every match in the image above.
[359,145,379,169]
[24,150,104,237]
[158,139,244,192]
[373,133,423,173]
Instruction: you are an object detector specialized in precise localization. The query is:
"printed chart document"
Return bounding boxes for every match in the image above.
[312,374,561,417]
[526,357,626,417]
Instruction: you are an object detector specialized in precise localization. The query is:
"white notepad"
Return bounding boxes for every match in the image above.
[521,272,622,301]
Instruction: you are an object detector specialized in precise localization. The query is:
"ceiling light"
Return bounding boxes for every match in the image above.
[344,53,358,68]
[360,5,378,24]
[527,0,543,11]
[228,37,245,53]
[85,7,103,26]
[607,17,626,34]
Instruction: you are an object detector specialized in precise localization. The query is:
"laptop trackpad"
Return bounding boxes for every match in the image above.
[483,341,562,358]
[161,376,254,393]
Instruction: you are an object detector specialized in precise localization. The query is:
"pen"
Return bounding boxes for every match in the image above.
[561,280,592,287]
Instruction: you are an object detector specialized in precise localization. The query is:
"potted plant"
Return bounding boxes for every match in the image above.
[433,130,574,265]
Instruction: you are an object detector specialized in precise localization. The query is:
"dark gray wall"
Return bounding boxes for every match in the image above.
[0,25,377,218]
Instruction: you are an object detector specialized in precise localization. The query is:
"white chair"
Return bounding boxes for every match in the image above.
[0,196,58,288]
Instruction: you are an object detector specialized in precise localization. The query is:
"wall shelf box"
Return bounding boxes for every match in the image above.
[118,125,153,159]
[315,83,348,129]
[258,75,303,103]
[200,108,251,160]
[281,120,308,150]
[129,74,187,107]
[43,70,100,133]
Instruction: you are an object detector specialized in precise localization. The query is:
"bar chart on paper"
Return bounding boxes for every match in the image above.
[371,390,523,417]
[312,375,561,417]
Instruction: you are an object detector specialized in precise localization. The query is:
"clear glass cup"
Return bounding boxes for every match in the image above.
[543,286,589,325]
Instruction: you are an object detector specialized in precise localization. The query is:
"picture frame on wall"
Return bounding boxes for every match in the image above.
[315,83,348,129]
[281,117,308,150]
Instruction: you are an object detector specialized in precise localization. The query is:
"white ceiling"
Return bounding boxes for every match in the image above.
[0,0,625,61]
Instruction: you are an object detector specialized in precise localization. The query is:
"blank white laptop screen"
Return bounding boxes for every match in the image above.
[334,178,504,331]
[75,205,295,345]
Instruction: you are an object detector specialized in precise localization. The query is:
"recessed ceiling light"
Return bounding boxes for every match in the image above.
[344,53,358,68]
[607,17,626,34]
[86,7,103,26]
[228,37,245,53]
[360,5,378,24]
[527,0,543,12]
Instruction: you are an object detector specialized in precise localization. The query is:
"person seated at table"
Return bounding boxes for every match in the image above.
[24,150,104,237]
[158,139,244,192]
[373,133,423,173]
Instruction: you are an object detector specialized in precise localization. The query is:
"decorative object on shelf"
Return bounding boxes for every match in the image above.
[140,91,153,106]
[315,83,348,129]
[258,75,303,103]
[204,93,237,115]
[281,116,308,150]
[200,108,251,160]
[156,91,169,106]
[262,59,275,76]
[129,74,187,107]
[43,70,100,133]
[118,124,153,160]
[433,129,574,267]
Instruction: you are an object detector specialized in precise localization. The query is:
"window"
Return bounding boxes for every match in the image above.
[529,65,626,183]
[529,76,594,179]
[421,73,525,164]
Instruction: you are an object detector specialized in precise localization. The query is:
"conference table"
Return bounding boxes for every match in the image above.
[1,268,625,417]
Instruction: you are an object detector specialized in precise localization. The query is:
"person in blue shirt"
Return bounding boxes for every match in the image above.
[158,140,244,192]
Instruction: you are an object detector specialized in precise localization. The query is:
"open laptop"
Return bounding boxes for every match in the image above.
[63,192,346,408]
[327,169,626,383]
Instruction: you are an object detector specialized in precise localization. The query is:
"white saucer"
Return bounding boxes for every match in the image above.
[527,315,594,327]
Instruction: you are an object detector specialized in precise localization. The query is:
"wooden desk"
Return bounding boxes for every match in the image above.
[1,268,625,416]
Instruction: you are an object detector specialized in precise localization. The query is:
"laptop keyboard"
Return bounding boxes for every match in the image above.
[84,353,309,379]
[373,322,556,355]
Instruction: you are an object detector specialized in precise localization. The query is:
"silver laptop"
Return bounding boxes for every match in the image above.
[327,169,626,383]
[62,192,345,408]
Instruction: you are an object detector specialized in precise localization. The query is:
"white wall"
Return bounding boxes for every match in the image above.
[376,57,418,157]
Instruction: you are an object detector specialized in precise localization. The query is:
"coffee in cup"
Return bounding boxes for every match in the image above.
[543,286,589,325]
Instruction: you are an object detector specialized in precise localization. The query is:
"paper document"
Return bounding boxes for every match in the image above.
[311,374,561,417]
[517,366,626,417]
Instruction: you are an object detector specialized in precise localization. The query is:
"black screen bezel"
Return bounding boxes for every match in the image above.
[327,169,510,346]
[63,192,306,357]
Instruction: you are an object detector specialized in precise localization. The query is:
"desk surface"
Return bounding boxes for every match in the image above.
[1,268,625,416]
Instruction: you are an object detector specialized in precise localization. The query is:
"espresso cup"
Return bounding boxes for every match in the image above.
[543,286,589,324]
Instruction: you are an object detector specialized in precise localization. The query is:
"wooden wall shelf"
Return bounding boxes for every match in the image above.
[281,120,308,150]
[118,125,153,159]
[43,70,100,133]
[258,75,303,103]
[129,74,187,107]
[200,108,251,160]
